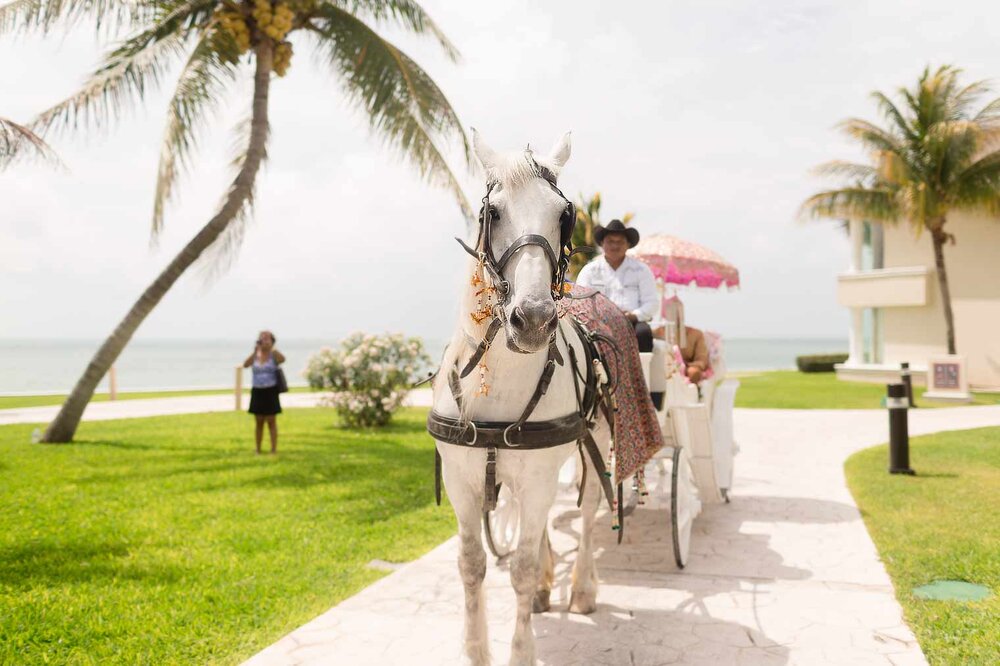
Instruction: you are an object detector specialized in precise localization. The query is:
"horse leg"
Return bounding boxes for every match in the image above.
[509,481,558,666]
[570,425,610,614]
[532,527,554,613]
[439,445,490,666]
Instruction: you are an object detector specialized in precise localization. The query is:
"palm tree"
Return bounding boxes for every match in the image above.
[0,116,60,167]
[569,191,633,279]
[1,0,470,442]
[801,65,1000,356]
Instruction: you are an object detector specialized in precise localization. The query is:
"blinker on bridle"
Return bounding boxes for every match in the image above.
[454,157,589,377]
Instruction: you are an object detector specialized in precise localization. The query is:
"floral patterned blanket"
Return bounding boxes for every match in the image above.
[558,286,664,480]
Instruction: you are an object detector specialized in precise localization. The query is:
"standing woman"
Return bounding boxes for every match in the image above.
[243,330,285,454]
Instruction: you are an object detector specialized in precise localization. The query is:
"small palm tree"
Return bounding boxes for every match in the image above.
[0,116,60,168]
[801,65,1000,355]
[569,191,633,279]
[1,0,470,442]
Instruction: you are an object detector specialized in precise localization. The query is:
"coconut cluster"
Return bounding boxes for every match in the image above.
[217,8,251,53]
[273,41,293,77]
[214,1,304,76]
[252,0,294,42]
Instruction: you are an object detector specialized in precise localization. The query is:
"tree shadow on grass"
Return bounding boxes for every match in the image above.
[0,539,184,588]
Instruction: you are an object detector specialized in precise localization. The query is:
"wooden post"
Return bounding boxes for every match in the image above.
[109,365,118,401]
[235,366,244,411]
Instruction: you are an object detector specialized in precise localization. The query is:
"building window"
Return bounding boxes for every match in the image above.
[862,222,884,270]
[862,307,883,364]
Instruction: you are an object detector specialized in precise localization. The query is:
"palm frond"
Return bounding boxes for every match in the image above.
[951,79,992,118]
[29,5,212,135]
[333,0,459,62]
[308,4,471,219]
[837,118,906,157]
[812,160,879,184]
[153,25,241,237]
[799,187,899,224]
[0,0,156,36]
[871,91,915,142]
[973,97,1000,124]
[952,149,1000,211]
[0,116,63,168]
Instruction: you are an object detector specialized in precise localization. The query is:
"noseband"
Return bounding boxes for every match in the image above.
[454,158,586,378]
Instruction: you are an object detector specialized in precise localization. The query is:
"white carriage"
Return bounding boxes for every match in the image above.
[483,326,740,569]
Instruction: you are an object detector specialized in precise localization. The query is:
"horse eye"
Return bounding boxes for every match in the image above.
[489,206,500,220]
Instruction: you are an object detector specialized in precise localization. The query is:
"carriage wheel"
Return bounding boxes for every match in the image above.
[483,483,520,559]
[670,447,696,569]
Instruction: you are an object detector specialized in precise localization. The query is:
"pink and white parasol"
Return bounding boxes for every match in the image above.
[628,234,740,289]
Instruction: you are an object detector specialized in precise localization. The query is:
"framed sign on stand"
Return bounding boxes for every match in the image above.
[923,355,972,402]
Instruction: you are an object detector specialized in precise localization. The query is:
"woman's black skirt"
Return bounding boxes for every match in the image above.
[249,385,282,415]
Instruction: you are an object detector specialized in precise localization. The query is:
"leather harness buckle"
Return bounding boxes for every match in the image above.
[502,423,521,448]
[464,421,478,446]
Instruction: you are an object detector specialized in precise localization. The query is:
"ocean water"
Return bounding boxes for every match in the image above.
[0,337,846,395]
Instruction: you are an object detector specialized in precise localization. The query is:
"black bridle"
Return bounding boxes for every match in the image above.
[454,157,586,378]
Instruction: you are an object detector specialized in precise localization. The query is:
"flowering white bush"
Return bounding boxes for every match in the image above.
[304,332,431,427]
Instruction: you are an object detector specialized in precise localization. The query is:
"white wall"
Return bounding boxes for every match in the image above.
[881,213,1000,389]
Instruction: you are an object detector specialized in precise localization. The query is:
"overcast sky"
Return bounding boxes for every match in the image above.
[3,0,998,343]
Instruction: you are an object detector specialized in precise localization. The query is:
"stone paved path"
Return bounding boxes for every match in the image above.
[243,405,1000,666]
[0,389,435,426]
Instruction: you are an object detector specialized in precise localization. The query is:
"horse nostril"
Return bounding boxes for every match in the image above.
[510,307,527,330]
[543,313,558,334]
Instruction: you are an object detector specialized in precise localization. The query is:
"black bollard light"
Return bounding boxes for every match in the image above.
[887,383,915,475]
[900,362,916,408]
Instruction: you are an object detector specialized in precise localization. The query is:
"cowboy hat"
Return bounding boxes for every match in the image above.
[594,219,639,247]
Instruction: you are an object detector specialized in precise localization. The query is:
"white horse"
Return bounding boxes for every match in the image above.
[430,130,612,666]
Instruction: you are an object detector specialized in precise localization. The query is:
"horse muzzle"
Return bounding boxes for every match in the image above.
[506,298,558,353]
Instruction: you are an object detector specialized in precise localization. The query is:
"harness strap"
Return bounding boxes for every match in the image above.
[501,341,560,445]
[617,481,625,544]
[494,234,560,273]
[434,448,442,506]
[580,431,616,516]
[459,318,504,378]
[485,447,499,512]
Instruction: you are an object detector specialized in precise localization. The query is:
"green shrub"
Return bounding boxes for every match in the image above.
[796,353,849,373]
[305,332,431,426]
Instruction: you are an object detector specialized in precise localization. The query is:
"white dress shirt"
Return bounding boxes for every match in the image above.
[576,255,659,322]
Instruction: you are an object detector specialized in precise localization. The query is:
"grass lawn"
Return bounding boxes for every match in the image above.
[735,370,1000,409]
[845,427,1000,665]
[0,386,313,410]
[0,407,453,665]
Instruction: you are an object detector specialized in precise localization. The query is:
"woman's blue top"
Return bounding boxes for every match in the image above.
[252,354,279,388]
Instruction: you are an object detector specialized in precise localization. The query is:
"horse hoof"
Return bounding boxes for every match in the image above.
[532,589,551,613]
[568,591,596,615]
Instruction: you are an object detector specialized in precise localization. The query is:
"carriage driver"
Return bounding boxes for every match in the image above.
[576,219,658,353]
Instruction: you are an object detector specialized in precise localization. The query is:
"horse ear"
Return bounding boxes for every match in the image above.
[548,131,572,169]
[471,128,500,173]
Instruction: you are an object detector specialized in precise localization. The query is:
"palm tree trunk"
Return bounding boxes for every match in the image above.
[41,42,275,443]
[931,225,957,355]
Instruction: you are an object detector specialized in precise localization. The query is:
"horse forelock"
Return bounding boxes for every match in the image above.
[483,149,560,190]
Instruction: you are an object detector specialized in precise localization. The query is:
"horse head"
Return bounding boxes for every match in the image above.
[471,129,575,353]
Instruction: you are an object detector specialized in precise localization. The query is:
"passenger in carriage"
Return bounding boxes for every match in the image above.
[576,219,658,352]
[680,325,710,384]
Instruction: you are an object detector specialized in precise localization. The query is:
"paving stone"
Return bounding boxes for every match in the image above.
[241,406,1000,665]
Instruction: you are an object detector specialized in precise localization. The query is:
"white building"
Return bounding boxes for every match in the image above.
[836,213,1000,390]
